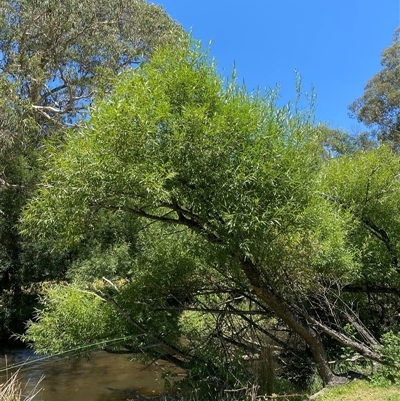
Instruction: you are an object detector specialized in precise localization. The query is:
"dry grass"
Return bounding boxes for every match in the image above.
[0,370,43,401]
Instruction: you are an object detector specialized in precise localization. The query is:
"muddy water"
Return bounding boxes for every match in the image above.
[0,347,185,400]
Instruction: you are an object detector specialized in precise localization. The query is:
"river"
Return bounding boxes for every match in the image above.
[0,347,185,400]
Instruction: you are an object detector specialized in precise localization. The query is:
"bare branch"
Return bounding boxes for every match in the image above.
[306,315,383,363]
[0,176,27,190]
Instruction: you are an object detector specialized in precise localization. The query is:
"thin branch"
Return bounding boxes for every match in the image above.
[152,305,268,315]
[100,293,189,361]
[0,176,28,190]
[39,83,67,103]
[32,105,66,114]
[159,201,203,225]
[322,192,399,270]
[361,215,398,269]
[31,107,65,126]
[94,202,222,243]
[343,284,400,295]
[305,314,383,363]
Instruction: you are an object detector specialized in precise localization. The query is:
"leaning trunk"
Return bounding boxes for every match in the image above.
[240,257,341,386]
[252,285,338,386]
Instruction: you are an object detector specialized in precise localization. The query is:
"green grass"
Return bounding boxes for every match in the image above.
[316,380,400,401]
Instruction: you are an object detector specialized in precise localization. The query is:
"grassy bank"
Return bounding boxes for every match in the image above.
[179,382,400,400]
[316,380,400,401]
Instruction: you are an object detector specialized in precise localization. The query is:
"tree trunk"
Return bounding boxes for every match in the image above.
[239,256,343,386]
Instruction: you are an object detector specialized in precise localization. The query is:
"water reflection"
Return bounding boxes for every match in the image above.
[0,348,184,401]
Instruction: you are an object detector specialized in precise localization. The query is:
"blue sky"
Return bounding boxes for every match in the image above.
[156,1,399,134]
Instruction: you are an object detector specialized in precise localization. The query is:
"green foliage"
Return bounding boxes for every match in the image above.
[321,146,400,282]
[370,332,400,386]
[22,39,354,288]
[67,242,134,285]
[319,146,400,341]
[320,126,377,157]
[349,28,400,150]
[0,0,182,340]
[22,225,209,354]
[22,285,128,354]
[21,38,399,389]
[0,0,182,124]
[381,332,400,367]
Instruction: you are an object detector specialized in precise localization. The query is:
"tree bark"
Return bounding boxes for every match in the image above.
[239,256,343,386]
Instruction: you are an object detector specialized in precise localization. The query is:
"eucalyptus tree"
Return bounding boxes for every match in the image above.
[0,0,181,132]
[22,40,394,387]
[349,28,400,151]
[0,0,182,338]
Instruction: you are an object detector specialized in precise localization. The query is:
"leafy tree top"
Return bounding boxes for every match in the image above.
[349,28,400,150]
[0,0,183,130]
[22,39,354,285]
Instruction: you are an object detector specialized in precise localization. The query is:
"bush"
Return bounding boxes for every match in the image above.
[370,331,400,385]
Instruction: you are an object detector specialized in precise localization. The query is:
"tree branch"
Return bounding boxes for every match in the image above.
[0,176,28,190]
[322,193,399,270]
[342,284,400,295]
[100,292,189,361]
[94,202,222,243]
[305,315,383,363]
[361,215,399,269]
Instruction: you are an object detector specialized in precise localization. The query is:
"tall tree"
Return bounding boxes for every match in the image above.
[349,28,400,150]
[0,0,182,338]
[22,41,391,387]
[0,0,182,179]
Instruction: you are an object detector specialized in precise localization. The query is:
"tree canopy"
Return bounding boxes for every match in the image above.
[0,0,182,128]
[349,28,400,151]
[20,40,400,392]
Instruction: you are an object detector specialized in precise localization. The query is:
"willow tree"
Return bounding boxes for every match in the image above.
[321,147,400,335]
[22,41,390,387]
[0,0,182,339]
